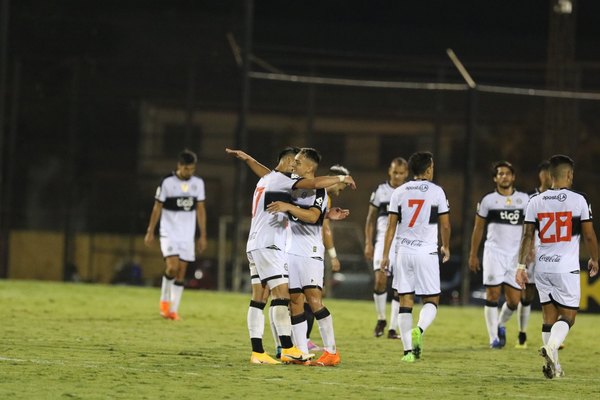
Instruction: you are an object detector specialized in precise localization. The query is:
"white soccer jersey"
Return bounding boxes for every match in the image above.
[477,190,529,255]
[155,172,205,241]
[388,180,449,255]
[287,188,328,258]
[369,181,397,244]
[246,170,300,252]
[525,188,592,274]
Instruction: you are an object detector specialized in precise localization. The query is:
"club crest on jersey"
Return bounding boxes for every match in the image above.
[181,183,189,192]
[505,197,512,206]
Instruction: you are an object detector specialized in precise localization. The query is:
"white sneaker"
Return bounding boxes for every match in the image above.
[540,345,558,379]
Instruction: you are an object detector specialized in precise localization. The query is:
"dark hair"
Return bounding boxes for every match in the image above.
[277,146,300,162]
[178,149,197,165]
[492,160,515,177]
[537,160,550,173]
[299,147,322,165]
[549,154,574,177]
[408,151,433,176]
[391,157,408,167]
[329,164,350,176]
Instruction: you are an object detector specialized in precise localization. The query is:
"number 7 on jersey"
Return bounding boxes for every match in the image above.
[408,199,425,227]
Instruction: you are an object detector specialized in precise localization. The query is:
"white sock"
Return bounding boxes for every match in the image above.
[170,282,184,313]
[160,275,174,302]
[272,304,292,337]
[268,305,280,347]
[291,319,309,354]
[398,312,413,352]
[548,321,570,351]
[315,310,336,354]
[390,299,400,331]
[247,305,265,339]
[417,303,437,333]
[374,292,387,320]
[517,303,531,333]
[498,302,515,327]
[484,305,499,343]
[542,331,550,345]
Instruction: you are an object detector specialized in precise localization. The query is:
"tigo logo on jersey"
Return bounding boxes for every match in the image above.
[500,210,521,225]
[176,197,194,211]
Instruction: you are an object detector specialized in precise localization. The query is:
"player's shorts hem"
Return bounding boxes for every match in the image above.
[549,294,579,311]
[398,291,416,296]
[416,292,441,297]
[289,287,303,294]
[262,274,289,284]
[483,283,502,288]
[302,285,322,291]
[503,282,522,291]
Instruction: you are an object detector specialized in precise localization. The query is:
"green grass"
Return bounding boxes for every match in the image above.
[1,280,599,399]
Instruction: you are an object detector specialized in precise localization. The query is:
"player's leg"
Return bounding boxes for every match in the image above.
[304,302,320,350]
[287,253,309,354]
[168,258,188,320]
[497,283,521,348]
[372,240,388,337]
[396,253,416,362]
[482,248,503,348]
[388,290,400,339]
[158,238,178,318]
[412,253,441,359]
[539,271,579,378]
[516,283,536,348]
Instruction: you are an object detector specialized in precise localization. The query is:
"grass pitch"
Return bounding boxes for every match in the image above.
[1,280,599,399]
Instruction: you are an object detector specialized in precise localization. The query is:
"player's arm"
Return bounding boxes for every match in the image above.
[380,213,398,273]
[516,223,536,288]
[225,148,270,177]
[468,215,486,272]
[581,221,599,277]
[196,201,207,253]
[266,201,320,224]
[144,200,163,246]
[438,213,451,263]
[364,205,378,262]
[322,218,341,272]
[295,175,356,190]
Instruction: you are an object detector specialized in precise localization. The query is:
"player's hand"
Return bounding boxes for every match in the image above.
[266,201,290,213]
[342,176,357,189]
[380,257,389,274]
[515,269,529,289]
[364,244,374,262]
[330,257,341,272]
[225,148,253,162]
[197,236,207,254]
[468,254,480,272]
[327,207,350,221]
[144,231,154,247]
[440,246,450,263]
[588,258,599,277]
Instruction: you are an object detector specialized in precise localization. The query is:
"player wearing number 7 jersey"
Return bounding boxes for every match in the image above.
[380,151,451,363]
[516,154,599,379]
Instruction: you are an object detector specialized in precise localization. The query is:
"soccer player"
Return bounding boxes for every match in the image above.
[144,149,207,321]
[364,157,409,338]
[267,148,348,366]
[515,160,552,349]
[380,151,451,363]
[516,154,599,379]
[305,164,351,352]
[226,147,356,365]
[468,161,530,348]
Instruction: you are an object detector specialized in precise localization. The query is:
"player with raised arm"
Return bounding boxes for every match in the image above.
[144,149,207,321]
[226,147,356,365]
[364,157,409,338]
[267,149,348,366]
[468,161,530,348]
[516,154,598,379]
[380,151,451,363]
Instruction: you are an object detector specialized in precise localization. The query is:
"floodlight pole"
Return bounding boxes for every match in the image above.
[232,0,253,292]
[447,49,477,306]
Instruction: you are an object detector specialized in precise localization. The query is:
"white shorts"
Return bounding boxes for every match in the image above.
[373,239,396,272]
[535,271,580,309]
[160,238,195,262]
[392,252,440,296]
[248,262,260,285]
[288,253,324,291]
[247,248,289,289]
[482,247,519,289]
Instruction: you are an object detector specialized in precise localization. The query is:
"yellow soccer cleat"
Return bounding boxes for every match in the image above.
[280,346,314,364]
[250,352,281,365]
